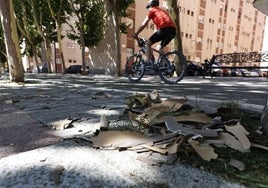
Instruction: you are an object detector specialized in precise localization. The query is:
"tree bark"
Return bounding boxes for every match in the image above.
[168,0,182,52]
[168,0,183,74]
[261,98,268,135]
[0,0,24,82]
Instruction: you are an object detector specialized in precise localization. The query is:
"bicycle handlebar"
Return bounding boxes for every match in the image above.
[133,35,146,48]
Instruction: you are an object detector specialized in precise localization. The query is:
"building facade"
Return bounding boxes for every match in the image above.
[127,0,266,65]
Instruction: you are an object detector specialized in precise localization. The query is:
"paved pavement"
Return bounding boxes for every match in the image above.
[1,73,267,188]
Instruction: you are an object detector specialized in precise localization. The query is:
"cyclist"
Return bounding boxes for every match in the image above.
[133,0,176,64]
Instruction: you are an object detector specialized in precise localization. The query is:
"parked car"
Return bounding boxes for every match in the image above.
[211,62,223,76]
[248,69,261,77]
[41,66,48,73]
[231,69,242,77]
[249,69,264,77]
[186,61,203,76]
[222,68,231,76]
[240,69,251,77]
[64,65,82,74]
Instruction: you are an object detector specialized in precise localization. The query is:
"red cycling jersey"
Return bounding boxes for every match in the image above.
[148,7,176,30]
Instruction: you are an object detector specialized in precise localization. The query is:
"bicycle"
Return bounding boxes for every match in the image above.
[125,37,187,84]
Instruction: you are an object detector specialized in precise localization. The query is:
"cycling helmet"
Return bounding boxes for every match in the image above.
[146,0,159,9]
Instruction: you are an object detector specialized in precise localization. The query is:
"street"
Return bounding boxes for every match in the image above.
[2,73,268,109]
[0,73,266,188]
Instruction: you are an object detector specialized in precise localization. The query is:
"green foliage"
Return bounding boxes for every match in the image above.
[220,97,240,111]
[84,0,105,46]
[107,0,134,34]
[67,0,106,47]
[13,0,57,57]
[114,0,134,17]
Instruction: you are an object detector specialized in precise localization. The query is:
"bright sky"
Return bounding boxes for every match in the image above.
[261,17,268,68]
[262,17,268,51]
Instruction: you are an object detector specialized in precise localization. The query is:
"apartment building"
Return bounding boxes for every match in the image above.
[51,0,267,73]
[129,0,266,64]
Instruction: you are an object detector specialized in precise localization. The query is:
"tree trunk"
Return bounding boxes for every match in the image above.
[0,0,24,82]
[79,18,86,74]
[168,0,183,75]
[107,0,122,76]
[261,98,268,135]
[45,38,52,73]
[56,23,66,71]
[168,0,182,52]
[32,44,40,73]
[114,12,122,76]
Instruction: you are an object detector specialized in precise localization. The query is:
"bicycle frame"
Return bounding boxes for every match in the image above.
[125,37,187,84]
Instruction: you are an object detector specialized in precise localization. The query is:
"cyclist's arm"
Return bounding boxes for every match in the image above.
[135,16,150,36]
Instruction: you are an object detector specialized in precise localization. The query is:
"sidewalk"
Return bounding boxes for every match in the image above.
[0,73,250,187]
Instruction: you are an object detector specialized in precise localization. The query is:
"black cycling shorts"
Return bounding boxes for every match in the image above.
[149,27,176,48]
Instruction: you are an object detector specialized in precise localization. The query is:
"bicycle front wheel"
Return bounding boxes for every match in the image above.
[158,51,187,84]
[125,54,145,82]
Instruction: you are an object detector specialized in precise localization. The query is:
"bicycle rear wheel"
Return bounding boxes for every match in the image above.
[158,51,187,84]
[125,54,145,82]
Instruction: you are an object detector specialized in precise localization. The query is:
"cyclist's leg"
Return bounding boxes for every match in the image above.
[145,39,153,63]
[148,31,162,62]
[159,27,176,49]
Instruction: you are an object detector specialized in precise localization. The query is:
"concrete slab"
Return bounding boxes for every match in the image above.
[0,97,62,158]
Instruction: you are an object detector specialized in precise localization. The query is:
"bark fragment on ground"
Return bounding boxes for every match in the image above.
[80,91,268,169]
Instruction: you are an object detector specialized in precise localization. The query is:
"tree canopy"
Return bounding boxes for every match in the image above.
[0,0,137,75]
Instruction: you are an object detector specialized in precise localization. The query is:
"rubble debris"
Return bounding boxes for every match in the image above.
[49,165,65,186]
[165,117,218,138]
[225,122,251,150]
[50,116,81,130]
[198,104,218,115]
[78,91,268,172]
[188,138,218,161]
[50,119,73,130]
[167,135,186,155]
[91,91,112,99]
[141,144,168,155]
[153,112,212,125]
[251,143,268,151]
[207,132,249,153]
[229,159,245,171]
[125,90,162,110]
[89,131,148,149]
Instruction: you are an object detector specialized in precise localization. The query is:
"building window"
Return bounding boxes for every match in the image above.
[126,48,133,57]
